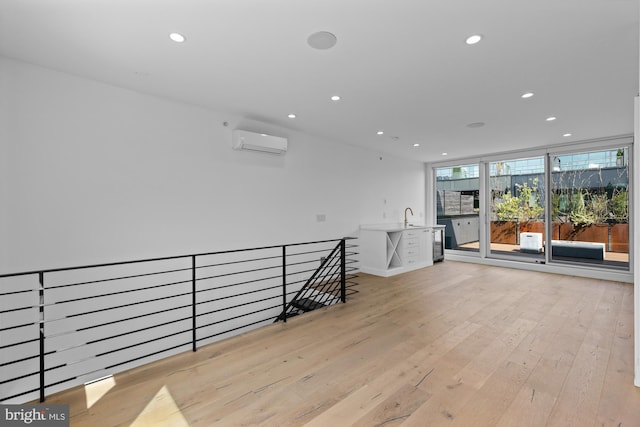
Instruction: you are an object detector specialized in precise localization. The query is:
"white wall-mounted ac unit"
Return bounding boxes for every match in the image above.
[232,129,288,154]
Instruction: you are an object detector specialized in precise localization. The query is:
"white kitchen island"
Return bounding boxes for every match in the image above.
[359,224,434,277]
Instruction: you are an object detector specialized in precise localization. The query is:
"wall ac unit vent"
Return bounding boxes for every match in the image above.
[232,129,288,154]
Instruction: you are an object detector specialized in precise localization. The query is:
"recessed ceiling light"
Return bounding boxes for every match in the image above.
[287,114,296,119]
[466,122,485,128]
[169,33,186,43]
[331,95,341,101]
[521,92,534,99]
[413,143,420,147]
[377,131,384,135]
[465,34,483,45]
[307,31,337,50]
[442,152,448,156]
[563,133,572,137]
[546,116,557,121]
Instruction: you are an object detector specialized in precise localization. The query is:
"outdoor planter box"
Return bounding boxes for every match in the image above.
[490,221,517,244]
[557,223,608,245]
[610,223,629,253]
[520,221,545,241]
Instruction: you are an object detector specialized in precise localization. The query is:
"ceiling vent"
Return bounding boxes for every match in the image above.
[232,129,288,154]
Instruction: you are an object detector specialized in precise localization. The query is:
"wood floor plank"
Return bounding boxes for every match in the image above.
[596,282,640,426]
[398,317,539,427]
[302,320,483,427]
[39,261,640,426]
[493,287,590,427]
[545,282,623,426]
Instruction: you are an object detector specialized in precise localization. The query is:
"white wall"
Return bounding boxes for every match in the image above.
[635,4,640,387]
[0,56,425,273]
[634,97,639,387]
[0,56,426,402]
[0,58,9,270]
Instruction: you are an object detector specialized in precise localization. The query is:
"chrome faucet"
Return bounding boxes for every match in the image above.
[404,207,413,227]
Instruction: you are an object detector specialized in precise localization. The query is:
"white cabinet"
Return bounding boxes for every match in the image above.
[401,228,428,269]
[359,225,433,277]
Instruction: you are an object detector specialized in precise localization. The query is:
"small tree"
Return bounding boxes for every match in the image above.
[494,179,544,222]
[568,191,608,226]
[609,187,628,223]
[517,180,544,221]
[494,191,520,221]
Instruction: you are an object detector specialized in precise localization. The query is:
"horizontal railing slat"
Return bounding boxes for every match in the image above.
[0,237,357,403]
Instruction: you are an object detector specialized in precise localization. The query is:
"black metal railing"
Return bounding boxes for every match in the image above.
[0,238,358,404]
[276,239,352,321]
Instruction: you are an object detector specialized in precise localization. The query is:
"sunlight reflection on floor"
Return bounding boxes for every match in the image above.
[84,375,116,409]
[130,385,190,427]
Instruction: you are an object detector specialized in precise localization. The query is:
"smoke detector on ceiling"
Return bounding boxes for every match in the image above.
[307,31,337,50]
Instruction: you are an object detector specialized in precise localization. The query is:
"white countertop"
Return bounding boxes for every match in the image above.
[360,223,428,232]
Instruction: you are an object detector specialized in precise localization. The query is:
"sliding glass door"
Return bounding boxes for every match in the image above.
[488,156,545,262]
[549,147,629,269]
[434,140,631,274]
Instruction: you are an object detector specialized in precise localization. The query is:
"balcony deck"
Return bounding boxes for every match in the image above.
[458,241,629,265]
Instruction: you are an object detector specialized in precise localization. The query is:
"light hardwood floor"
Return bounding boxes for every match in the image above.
[46,261,640,426]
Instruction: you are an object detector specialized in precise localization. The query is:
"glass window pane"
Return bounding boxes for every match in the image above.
[436,164,479,252]
[550,148,629,269]
[489,156,545,261]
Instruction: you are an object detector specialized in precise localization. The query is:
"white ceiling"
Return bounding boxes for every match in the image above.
[1,0,638,163]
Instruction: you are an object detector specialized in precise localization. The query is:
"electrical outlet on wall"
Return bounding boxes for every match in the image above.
[316,214,326,222]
